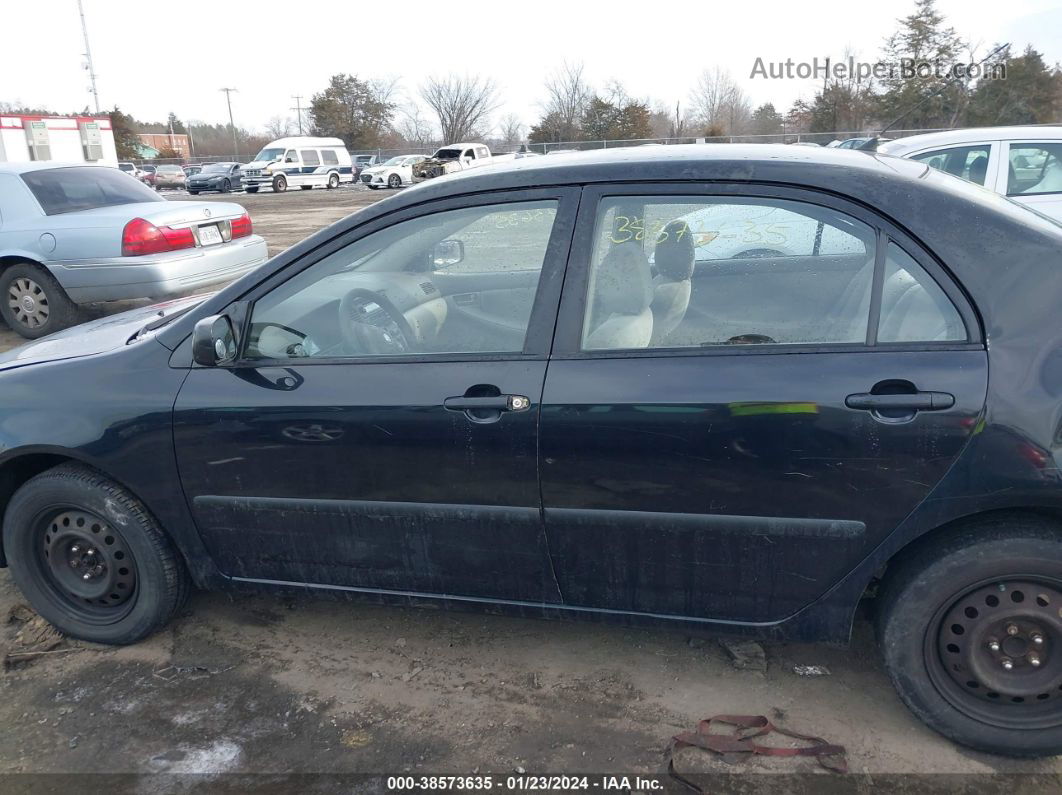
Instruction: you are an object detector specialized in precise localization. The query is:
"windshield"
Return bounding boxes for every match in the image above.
[202,163,230,174]
[254,147,285,162]
[382,156,405,165]
[22,167,163,215]
[434,148,462,159]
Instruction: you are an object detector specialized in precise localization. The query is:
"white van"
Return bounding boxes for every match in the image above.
[241,137,354,193]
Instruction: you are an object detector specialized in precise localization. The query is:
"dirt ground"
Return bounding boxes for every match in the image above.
[0,185,1060,788]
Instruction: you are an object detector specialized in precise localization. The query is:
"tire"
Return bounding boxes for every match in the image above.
[368,185,379,190]
[300,185,313,191]
[2,463,190,645]
[220,179,231,194]
[188,190,200,195]
[877,515,1062,756]
[0,262,80,339]
[246,187,259,194]
[272,175,287,193]
[387,173,402,189]
[327,173,340,189]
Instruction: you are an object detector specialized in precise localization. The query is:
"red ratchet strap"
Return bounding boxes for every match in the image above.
[668,713,848,788]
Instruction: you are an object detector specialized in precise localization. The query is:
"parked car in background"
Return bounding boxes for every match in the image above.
[138,165,157,186]
[0,162,267,338]
[152,165,187,190]
[359,155,428,189]
[187,162,243,194]
[353,154,379,174]
[241,137,353,193]
[412,143,496,181]
[879,126,1062,222]
[117,162,143,180]
[183,164,203,178]
[2,146,1061,758]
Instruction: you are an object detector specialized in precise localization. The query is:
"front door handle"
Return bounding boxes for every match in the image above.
[845,392,955,411]
[443,394,531,412]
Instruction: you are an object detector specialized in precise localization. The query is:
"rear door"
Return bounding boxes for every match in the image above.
[540,184,987,623]
[1000,141,1062,222]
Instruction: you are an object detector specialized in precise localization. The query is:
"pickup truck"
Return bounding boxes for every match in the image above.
[412,143,516,182]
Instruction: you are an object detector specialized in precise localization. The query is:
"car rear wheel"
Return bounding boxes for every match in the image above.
[188,190,199,195]
[2,463,190,645]
[877,515,1062,756]
[220,179,231,193]
[0,262,80,339]
[327,173,340,189]
[368,185,379,190]
[388,173,402,189]
[272,175,287,193]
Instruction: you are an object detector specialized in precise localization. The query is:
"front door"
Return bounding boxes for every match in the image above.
[540,186,988,623]
[174,189,578,603]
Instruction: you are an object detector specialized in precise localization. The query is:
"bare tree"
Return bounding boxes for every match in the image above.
[689,67,751,135]
[542,61,590,140]
[419,74,499,143]
[397,102,436,147]
[498,113,525,146]
[264,115,293,139]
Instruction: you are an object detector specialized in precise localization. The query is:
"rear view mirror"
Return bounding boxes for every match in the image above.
[431,239,465,268]
[192,315,237,366]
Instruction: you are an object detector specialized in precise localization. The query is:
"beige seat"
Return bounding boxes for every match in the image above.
[583,244,654,350]
[650,221,695,346]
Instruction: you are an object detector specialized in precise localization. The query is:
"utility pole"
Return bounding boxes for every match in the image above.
[220,87,239,158]
[290,95,305,135]
[76,0,100,113]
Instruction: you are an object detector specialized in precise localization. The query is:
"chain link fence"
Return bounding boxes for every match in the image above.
[136,123,1062,166]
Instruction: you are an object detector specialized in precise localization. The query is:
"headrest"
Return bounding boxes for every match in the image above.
[654,221,695,281]
[592,244,653,317]
[967,156,988,185]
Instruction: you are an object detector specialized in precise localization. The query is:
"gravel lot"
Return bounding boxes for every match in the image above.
[0,185,1060,786]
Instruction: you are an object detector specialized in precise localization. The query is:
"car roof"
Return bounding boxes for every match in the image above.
[880,126,1062,154]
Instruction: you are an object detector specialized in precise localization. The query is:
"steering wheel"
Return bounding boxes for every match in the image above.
[337,288,416,355]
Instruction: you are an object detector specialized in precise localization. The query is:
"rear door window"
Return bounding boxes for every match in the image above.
[577,195,969,351]
[21,167,163,215]
[910,144,992,186]
[1007,143,1062,196]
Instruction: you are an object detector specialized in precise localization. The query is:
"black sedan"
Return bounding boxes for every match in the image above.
[1,146,1061,757]
[186,162,242,194]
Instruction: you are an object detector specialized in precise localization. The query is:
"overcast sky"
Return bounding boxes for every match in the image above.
[6,0,1062,135]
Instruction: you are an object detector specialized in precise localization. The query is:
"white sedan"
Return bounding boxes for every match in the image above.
[359,155,428,190]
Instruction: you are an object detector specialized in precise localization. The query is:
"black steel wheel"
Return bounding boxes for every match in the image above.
[35,508,139,623]
[929,578,1062,729]
[3,464,189,645]
[878,515,1062,756]
[272,175,287,193]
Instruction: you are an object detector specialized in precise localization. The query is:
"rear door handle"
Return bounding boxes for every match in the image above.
[443,395,531,412]
[845,392,955,411]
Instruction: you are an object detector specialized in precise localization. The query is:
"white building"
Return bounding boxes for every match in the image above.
[0,115,118,165]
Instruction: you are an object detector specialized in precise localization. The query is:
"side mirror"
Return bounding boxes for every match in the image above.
[431,239,465,268]
[192,315,237,366]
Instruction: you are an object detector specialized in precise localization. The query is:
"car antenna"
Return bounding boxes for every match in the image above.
[857,43,1010,152]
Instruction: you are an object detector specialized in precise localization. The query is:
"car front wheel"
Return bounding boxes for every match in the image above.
[0,262,80,339]
[878,515,1062,756]
[2,464,190,645]
[220,179,231,193]
[272,175,287,193]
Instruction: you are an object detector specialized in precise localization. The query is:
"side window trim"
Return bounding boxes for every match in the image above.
[230,187,582,366]
[551,182,981,360]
